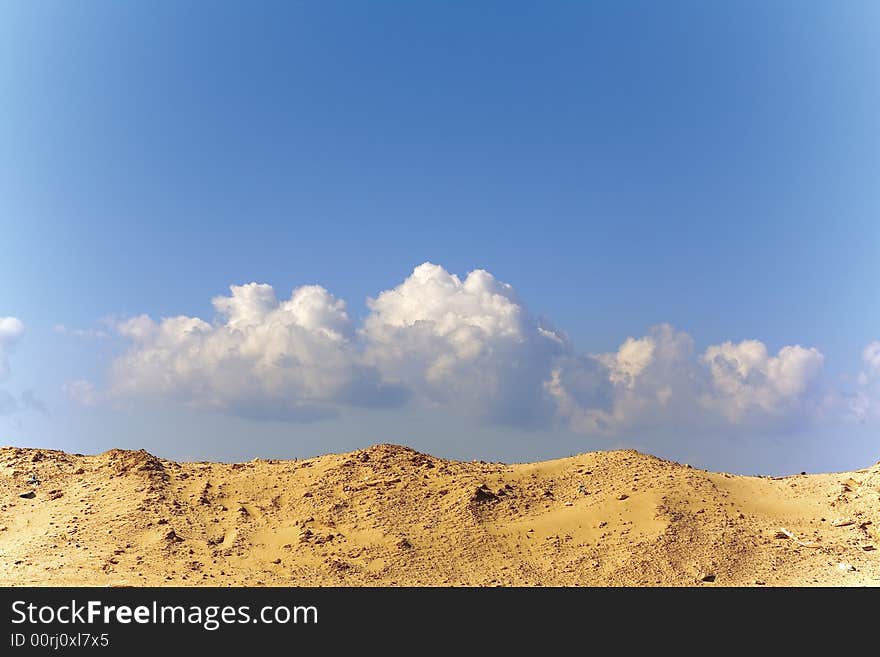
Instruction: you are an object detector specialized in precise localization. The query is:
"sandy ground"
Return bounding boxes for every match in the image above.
[1,444,878,586]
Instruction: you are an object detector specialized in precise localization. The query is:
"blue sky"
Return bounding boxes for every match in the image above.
[0,2,878,474]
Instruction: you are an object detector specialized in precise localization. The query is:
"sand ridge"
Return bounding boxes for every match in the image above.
[1,444,878,586]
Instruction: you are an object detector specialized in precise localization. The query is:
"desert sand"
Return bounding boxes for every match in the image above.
[1,444,878,586]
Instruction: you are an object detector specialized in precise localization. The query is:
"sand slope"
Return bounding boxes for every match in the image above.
[1,444,878,586]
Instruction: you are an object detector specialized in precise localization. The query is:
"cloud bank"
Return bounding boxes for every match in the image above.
[86,263,844,438]
[107,284,405,421]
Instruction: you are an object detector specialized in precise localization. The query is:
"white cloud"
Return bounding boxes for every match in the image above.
[549,324,703,434]
[701,341,824,423]
[606,324,700,428]
[549,325,825,434]
[107,283,404,421]
[0,317,24,340]
[0,316,25,380]
[362,263,566,426]
[97,264,832,436]
[544,355,614,434]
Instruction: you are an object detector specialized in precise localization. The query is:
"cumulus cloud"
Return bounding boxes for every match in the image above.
[548,325,825,435]
[97,264,833,436]
[544,355,614,434]
[701,341,824,423]
[548,324,704,434]
[107,283,405,421]
[0,316,25,380]
[362,263,566,427]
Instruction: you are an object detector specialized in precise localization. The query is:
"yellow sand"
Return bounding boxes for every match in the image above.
[1,444,878,586]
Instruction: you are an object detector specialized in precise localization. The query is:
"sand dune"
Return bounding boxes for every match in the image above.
[1,444,878,586]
